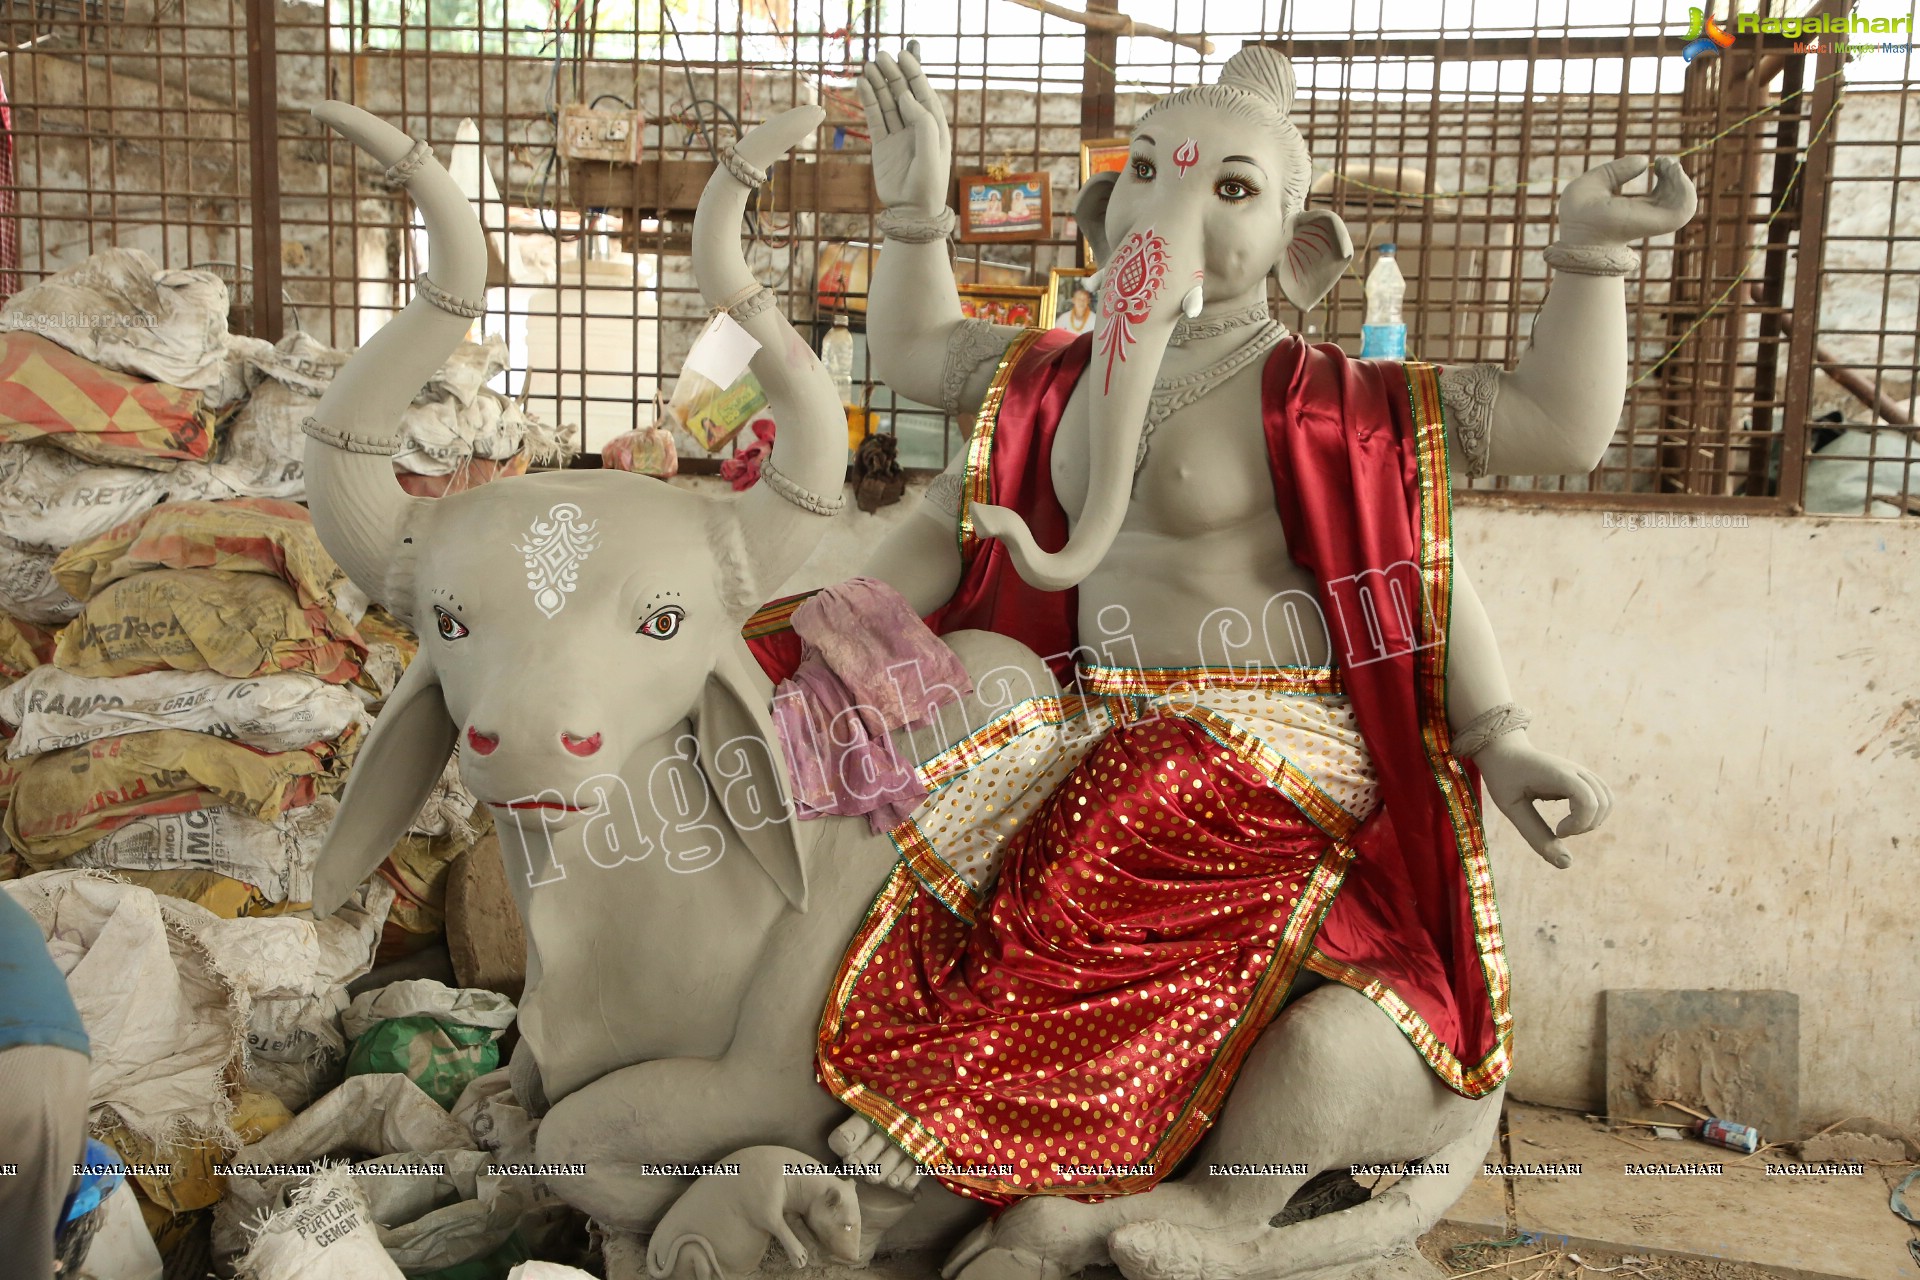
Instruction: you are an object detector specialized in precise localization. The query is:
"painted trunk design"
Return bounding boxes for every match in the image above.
[1098,228,1169,394]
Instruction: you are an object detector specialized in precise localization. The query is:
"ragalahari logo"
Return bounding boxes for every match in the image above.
[1681,5,1916,59]
[1682,7,1737,61]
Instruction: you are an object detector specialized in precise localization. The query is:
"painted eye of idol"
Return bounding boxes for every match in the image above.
[637,606,685,640]
[434,606,470,641]
[1216,175,1260,202]
[1130,155,1156,181]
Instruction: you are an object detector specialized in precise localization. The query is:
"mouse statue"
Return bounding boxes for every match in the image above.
[646,1146,862,1280]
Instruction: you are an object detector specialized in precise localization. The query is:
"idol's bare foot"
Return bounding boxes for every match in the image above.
[828,1109,924,1191]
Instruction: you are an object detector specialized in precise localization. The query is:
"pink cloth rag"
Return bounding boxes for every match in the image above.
[771,577,973,833]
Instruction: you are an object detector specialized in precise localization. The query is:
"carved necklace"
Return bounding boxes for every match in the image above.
[1135,316,1290,479]
[1168,300,1274,347]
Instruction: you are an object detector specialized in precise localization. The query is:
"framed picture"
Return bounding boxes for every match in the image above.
[957,283,1045,328]
[957,172,1053,242]
[1079,136,1131,183]
[815,241,877,314]
[1041,267,1097,335]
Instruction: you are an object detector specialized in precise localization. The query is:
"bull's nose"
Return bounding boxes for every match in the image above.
[467,726,500,755]
[560,731,603,757]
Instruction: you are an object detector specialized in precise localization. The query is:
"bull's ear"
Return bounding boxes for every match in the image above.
[691,641,812,911]
[310,649,456,916]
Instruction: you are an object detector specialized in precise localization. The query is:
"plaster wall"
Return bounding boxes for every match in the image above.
[691,473,1920,1135]
[1453,502,1919,1136]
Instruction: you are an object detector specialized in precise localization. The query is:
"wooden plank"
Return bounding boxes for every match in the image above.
[245,0,282,340]
[569,156,880,216]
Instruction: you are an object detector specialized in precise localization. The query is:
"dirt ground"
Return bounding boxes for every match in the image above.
[1419,1221,1792,1279]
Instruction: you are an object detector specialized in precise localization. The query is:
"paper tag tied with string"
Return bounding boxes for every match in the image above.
[685,311,762,389]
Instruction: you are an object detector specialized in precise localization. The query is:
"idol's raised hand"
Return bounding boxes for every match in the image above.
[1557,155,1698,247]
[858,41,951,213]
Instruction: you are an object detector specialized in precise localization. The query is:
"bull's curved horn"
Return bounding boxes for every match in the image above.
[304,102,487,616]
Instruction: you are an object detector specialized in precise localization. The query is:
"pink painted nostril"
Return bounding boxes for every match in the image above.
[561,731,603,758]
[466,727,500,756]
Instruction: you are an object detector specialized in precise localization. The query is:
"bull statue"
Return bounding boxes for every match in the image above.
[305,102,1515,1280]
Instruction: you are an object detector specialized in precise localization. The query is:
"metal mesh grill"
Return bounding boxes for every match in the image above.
[1,0,1913,504]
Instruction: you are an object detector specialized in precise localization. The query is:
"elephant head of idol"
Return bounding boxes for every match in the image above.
[301,102,839,916]
[969,47,1355,592]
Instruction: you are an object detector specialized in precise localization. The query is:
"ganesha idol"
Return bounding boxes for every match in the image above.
[298,39,1696,1280]
[816,40,1694,1279]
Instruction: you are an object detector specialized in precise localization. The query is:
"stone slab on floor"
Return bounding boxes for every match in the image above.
[1505,1103,1920,1280]
[1603,988,1800,1143]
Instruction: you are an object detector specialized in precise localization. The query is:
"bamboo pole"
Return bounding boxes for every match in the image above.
[1004,0,1216,56]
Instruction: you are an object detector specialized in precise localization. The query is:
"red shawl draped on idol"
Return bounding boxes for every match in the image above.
[785,327,1511,1207]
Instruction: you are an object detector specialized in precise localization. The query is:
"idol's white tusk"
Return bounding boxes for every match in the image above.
[1181,284,1205,317]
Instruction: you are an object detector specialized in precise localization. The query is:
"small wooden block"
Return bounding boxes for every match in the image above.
[445,832,526,1001]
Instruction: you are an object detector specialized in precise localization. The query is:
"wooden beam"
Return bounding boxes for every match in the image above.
[244,0,282,340]
[568,156,880,217]
[1006,0,1214,56]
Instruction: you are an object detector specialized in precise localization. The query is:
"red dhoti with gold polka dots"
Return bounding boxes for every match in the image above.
[815,665,1380,1205]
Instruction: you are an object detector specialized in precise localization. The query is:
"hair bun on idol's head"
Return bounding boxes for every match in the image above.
[1217,46,1297,117]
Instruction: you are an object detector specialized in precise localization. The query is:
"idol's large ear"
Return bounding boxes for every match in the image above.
[1074,171,1122,268]
[690,642,812,911]
[311,649,456,916]
[1275,209,1355,313]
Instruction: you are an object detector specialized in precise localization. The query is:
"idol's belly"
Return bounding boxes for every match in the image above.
[1077,522,1332,668]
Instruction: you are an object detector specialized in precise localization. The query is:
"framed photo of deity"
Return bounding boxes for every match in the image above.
[957,172,1052,243]
[956,282,1044,328]
[1042,267,1097,335]
[1079,136,1131,183]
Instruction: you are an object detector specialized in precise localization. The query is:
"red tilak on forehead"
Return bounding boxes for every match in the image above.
[1173,138,1200,177]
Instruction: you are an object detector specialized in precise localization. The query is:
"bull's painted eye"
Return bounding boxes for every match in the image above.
[1130,157,1156,181]
[638,606,684,640]
[434,606,470,641]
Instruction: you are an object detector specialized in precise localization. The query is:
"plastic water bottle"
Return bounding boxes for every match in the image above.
[822,314,855,406]
[1360,243,1407,358]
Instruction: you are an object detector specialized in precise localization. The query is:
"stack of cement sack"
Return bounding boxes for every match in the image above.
[0,495,494,949]
[0,249,569,1268]
[0,247,572,513]
[0,497,379,912]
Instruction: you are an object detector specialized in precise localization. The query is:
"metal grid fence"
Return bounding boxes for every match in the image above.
[0,0,1914,508]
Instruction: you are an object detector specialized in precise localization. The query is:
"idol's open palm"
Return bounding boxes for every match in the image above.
[858,41,951,212]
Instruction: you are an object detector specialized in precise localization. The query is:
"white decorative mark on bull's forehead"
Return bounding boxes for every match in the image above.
[514,502,601,619]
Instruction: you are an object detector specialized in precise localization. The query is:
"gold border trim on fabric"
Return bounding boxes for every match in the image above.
[815,865,953,1167]
[1079,663,1344,699]
[958,327,1049,564]
[892,820,982,923]
[740,589,820,639]
[1175,706,1360,842]
[1331,358,1512,1098]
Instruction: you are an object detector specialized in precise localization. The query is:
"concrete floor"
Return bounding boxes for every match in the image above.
[1437,1103,1920,1280]
[727,1103,1920,1280]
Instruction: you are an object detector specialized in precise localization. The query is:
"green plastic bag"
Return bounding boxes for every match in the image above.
[341,980,517,1109]
[343,1017,500,1108]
